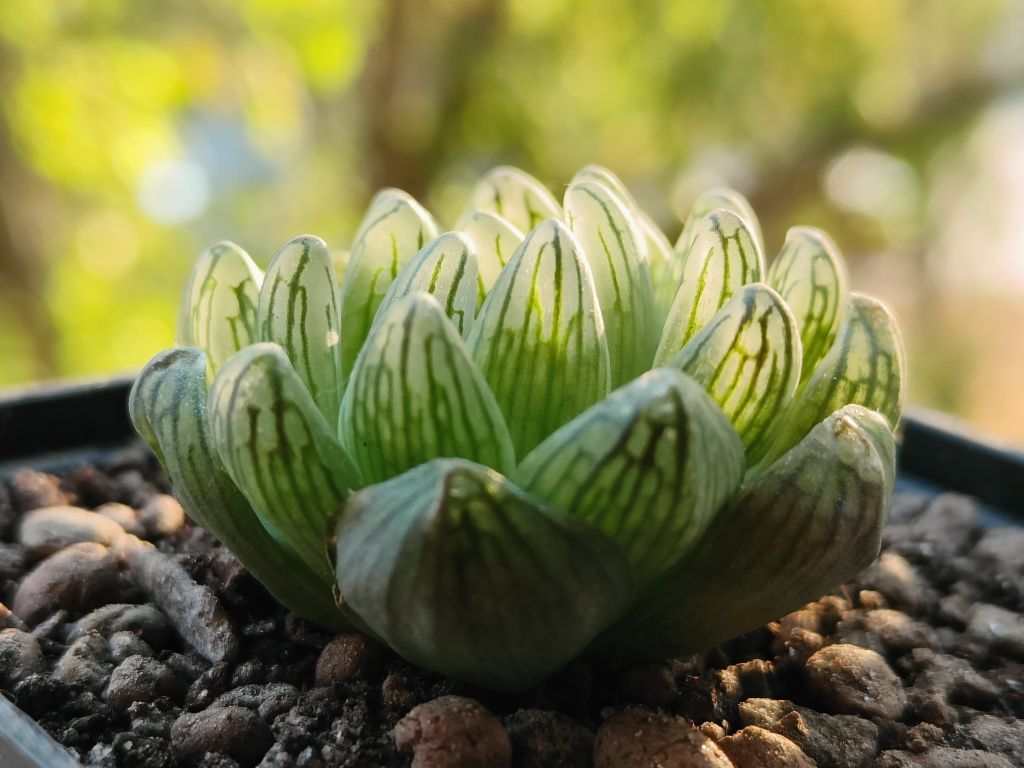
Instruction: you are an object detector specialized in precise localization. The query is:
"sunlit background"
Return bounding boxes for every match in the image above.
[1,0,1022,443]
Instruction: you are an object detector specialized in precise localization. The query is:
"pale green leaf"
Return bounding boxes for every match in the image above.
[338,189,440,380]
[258,235,343,424]
[514,368,744,586]
[460,211,524,307]
[768,226,849,380]
[598,405,895,659]
[655,209,765,365]
[341,293,515,484]
[676,187,764,257]
[177,241,263,380]
[468,219,611,455]
[371,232,479,338]
[335,459,633,690]
[459,165,561,234]
[640,211,681,324]
[564,180,658,385]
[668,283,801,463]
[207,343,360,582]
[570,164,641,216]
[757,293,905,467]
[129,347,347,628]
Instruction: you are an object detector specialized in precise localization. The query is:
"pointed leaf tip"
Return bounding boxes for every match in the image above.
[459,165,561,235]
[460,211,524,306]
[676,187,764,257]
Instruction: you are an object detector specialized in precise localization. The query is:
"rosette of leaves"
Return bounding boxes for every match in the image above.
[130,165,905,690]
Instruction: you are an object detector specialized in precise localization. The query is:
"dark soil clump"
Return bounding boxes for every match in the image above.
[1,446,1021,767]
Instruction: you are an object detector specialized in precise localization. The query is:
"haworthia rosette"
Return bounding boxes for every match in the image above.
[335,459,633,690]
[257,235,343,423]
[598,405,895,659]
[459,165,561,235]
[564,180,658,385]
[655,209,765,366]
[128,348,347,628]
[207,343,360,582]
[468,219,611,455]
[338,189,440,380]
[514,369,744,586]
[371,232,479,338]
[178,241,263,380]
[758,293,905,467]
[461,211,524,307]
[768,226,849,381]
[341,293,516,484]
[676,187,764,257]
[668,283,802,463]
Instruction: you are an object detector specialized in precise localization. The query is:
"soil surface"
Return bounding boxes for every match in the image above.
[0,445,1022,768]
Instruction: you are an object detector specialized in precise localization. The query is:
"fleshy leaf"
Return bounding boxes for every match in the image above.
[468,218,611,455]
[768,226,849,380]
[207,343,360,581]
[334,459,633,690]
[257,235,343,423]
[564,180,658,385]
[597,405,895,659]
[341,293,515,484]
[757,293,905,467]
[668,283,801,463]
[338,189,440,380]
[459,165,561,235]
[372,232,479,338]
[177,241,263,380]
[676,187,764,257]
[129,348,346,628]
[571,164,641,215]
[461,211,524,306]
[514,368,744,586]
[640,211,681,324]
[655,209,765,365]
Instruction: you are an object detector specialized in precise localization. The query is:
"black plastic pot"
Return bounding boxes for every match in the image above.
[0,376,1021,765]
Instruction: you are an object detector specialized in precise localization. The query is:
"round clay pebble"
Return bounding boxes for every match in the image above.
[106,654,187,710]
[0,628,45,688]
[394,695,512,768]
[12,542,120,625]
[17,506,125,557]
[171,706,272,767]
[94,502,143,535]
[806,643,907,719]
[593,707,732,768]
[314,632,383,685]
[138,494,186,537]
[718,726,815,768]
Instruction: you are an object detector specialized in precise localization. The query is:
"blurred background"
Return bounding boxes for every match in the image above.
[0,0,1022,443]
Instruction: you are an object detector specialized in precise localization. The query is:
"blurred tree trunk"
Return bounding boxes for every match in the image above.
[0,43,58,380]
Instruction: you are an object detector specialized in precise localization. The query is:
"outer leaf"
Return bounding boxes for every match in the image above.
[676,187,764,257]
[338,189,440,380]
[207,343,360,582]
[258,235,343,423]
[655,209,765,365]
[177,241,263,379]
[758,293,905,467]
[768,226,849,380]
[335,459,633,690]
[514,369,744,586]
[597,405,895,659]
[564,180,658,385]
[468,219,611,455]
[668,283,801,463]
[461,211,524,306]
[128,348,346,628]
[342,293,515,484]
[372,232,479,338]
[459,165,561,234]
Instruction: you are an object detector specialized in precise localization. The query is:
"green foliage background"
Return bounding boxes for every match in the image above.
[1,0,1022,441]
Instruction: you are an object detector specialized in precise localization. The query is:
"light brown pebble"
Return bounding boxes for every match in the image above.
[0,627,45,688]
[394,695,511,768]
[806,643,907,720]
[859,552,929,611]
[593,707,732,768]
[314,633,383,685]
[717,726,814,768]
[138,494,186,537]
[94,503,143,535]
[12,542,120,625]
[171,706,272,767]
[17,506,125,557]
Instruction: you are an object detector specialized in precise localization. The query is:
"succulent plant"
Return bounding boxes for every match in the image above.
[130,164,904,690]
